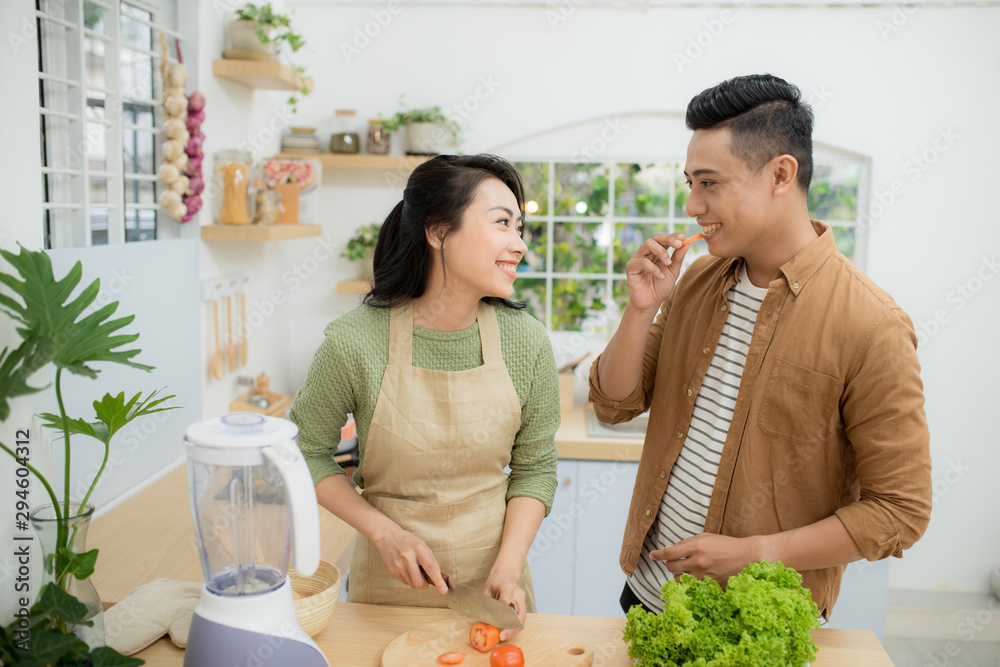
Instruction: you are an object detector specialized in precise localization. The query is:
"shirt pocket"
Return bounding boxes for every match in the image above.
[758,359,843,443]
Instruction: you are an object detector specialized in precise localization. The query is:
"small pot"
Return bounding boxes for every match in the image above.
[229,20,273,52]
[405,122,447,155]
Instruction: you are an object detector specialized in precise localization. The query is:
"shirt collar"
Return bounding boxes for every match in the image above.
[778,220,836,296]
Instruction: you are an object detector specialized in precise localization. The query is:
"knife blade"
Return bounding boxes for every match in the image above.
[445,580,523,630]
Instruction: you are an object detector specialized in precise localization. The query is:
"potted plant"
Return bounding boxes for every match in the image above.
[229,3,311,113]
[341,223,381,282]
[0,246,178,664]
[378,95,463,155]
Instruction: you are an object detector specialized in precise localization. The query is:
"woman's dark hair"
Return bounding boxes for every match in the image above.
[364,154,526,310]
[686,74,814,192]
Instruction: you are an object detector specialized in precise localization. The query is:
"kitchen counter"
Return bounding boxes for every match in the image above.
[90,465,894,666]
[555,403,643,461]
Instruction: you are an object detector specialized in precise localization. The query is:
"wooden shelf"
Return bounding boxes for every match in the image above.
[337,279,370,294]
[275,153,434,170]
[212,59,313,92]
[201,224,321,242]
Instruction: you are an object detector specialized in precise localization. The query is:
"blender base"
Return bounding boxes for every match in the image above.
[183,579,328,667]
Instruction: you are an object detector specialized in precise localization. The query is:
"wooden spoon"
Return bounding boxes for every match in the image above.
[226,295,237,372]
[210,300,224,380]
[239,291,248,367]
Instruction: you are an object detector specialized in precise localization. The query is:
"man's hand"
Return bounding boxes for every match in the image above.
[650,532,763,584]
[624,233,692,313]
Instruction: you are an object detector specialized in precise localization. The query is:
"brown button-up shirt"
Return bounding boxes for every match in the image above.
[588,222,932,617]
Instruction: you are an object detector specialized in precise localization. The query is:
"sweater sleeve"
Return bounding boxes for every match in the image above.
[505,328,559,516]
[288,333,355,486]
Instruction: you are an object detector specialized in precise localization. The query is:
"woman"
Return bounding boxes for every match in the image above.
[289,154,559,635]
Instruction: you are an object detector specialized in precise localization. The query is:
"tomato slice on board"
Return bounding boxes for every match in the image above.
[437,652,465,664]
[469,622,501,653]
[489,644,525,667]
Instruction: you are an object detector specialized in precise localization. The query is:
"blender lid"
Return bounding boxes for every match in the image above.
[185,412,299,449]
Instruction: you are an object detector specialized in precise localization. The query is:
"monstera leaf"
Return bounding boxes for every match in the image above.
[0,246,152,419]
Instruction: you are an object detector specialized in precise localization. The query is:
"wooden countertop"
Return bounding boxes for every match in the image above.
[90,463,893,667]
[555,404,644,462]
[124,602,893,666]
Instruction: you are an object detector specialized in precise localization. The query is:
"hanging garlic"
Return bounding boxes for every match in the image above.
[162,118,187,140]
[157,163,180,183]
[164,95,187,117]
[163,140,185,161]
[169,174,190,194]
[159,190,182,209]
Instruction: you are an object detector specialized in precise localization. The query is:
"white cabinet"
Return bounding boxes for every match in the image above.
[529,459,638,618]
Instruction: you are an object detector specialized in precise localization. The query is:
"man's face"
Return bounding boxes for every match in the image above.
[683,127,778,259]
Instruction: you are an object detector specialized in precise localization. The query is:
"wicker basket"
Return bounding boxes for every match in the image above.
[290,560,341,637]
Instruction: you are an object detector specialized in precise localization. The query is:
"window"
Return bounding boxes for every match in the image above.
[513,160,865,332]
[36,0,181,248]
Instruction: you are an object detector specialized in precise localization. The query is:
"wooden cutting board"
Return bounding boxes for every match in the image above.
[382,618,594,667]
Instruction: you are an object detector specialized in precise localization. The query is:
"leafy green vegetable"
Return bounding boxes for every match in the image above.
[623,561,820,667]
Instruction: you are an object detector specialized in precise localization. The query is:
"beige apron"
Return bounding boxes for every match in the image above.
[347,301,536,611]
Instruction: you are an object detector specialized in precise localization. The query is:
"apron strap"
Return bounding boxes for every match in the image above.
[388,302,414,367]
[389,301,503,367]
[477,301,503,366]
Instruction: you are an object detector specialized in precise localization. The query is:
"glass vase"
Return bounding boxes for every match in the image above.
[30,502,105,649]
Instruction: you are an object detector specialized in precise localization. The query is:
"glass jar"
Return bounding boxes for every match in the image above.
[329,109,360,154]
[215,149,254,225]
[366,119,391,154]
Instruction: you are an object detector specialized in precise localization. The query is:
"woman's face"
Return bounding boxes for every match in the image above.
[436,178,527,300]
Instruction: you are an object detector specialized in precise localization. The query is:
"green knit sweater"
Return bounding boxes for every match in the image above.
[289,302,560,515]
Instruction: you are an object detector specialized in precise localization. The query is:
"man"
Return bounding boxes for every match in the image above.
[588,74,931,619]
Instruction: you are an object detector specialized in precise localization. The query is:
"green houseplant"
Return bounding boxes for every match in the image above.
[376,95,462,155]
[0,246,179,665]
[341,223,381,282]
[230,3,311,113]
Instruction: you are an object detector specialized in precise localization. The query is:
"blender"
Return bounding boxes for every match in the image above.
[183,412,328,666]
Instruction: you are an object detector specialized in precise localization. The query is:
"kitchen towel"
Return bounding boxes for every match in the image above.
[104,578,202,655]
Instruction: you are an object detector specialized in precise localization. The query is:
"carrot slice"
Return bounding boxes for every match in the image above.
[681,233,704,246]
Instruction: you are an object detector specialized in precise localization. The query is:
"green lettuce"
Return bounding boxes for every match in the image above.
[622,561,820,667]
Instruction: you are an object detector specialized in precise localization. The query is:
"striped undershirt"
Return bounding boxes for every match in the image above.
[627,264,769,613]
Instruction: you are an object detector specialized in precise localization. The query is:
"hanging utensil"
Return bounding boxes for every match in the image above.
[239,291,248,367]
[226,295,237,372]
[210,299,224,380]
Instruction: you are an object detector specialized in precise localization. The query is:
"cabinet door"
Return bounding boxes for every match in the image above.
[527,460,578,615]
[572,460,639,618]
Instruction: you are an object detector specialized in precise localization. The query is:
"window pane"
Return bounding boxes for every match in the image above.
[554,163,607,217]
[85,33,106,91]
[512,279,546,324]
[90,208,109,246]
[552,279,607,332]
[121,52,155,101]
[615,163,671,217]
[808,164,860,221]
[553,222,610,273]
[125,208,157,243]
[513,162,548,216]
[84,1,106,33]
[521,221,547,273]
[832,225,856,263]
[89,176,107,203]
[612,279,630,317]
[120,7,152,50]
[612,222,669,273]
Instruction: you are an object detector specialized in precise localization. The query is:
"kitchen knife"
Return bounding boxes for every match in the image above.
[445,579,523,630]
[424,570,524,629]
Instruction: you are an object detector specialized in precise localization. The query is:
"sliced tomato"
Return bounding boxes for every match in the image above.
[469,622,501,653]
[437,652,465,664]
[489,644,524,667]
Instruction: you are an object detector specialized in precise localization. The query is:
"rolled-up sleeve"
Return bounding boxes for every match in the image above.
[835,306,932,560]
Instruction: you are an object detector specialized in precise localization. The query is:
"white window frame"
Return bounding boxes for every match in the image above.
[36,0,183,249]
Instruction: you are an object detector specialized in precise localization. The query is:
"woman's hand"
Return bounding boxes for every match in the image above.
[624,234,691,313]
[371,524,449,594]
[482,570,526,641]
